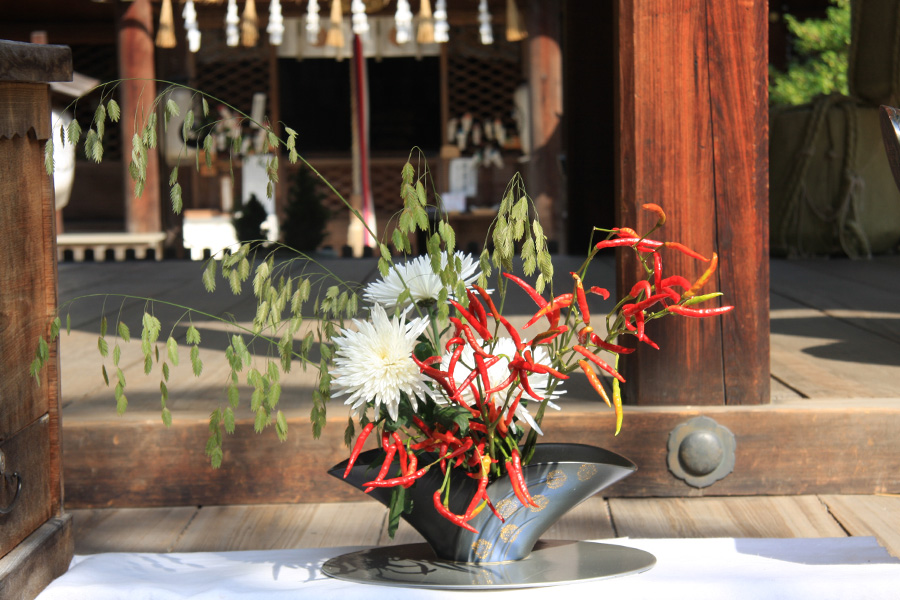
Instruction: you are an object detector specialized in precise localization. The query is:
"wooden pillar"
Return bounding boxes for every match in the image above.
[525,0,565,251]
[616,0,769,406]
[0,39,74,599]
[117,0,162,234]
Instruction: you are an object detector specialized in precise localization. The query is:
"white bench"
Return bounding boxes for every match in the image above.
[56,232,167,262]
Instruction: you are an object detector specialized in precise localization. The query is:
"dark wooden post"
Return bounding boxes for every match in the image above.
[616,0,769,406]
[117,0,162,234]
[526,0,565,251]
[0,39,74,599]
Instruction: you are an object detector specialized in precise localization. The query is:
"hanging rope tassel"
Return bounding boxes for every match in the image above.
[242,0,259,47]
[306,0,321,44]
[351,0,369,36]
[156,0,177,48]
[506,0,527,42]
[325,0,345,49]
[417,0,435,44]
[434,0,449,43]
[225,0,240,47]
[478,0,493,45]
[184,0,201,53]
[394,0,413,44]
[268,0,284,46]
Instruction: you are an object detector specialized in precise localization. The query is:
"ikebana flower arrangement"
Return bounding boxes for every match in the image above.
[32,83,732,544]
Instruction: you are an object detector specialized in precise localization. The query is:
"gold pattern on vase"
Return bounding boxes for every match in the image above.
[500,523,521,543]
[577,463,599,481]
[472,539,493,560]
[528,494,549,513]
[546,469,567,489]
[495,498,519,519]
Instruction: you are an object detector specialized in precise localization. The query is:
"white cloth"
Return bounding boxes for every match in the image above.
[38,537,900,600]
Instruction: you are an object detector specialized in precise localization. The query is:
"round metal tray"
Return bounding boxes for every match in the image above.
[322,540,656,590]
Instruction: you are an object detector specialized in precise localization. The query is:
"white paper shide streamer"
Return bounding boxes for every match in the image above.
[478,0,493,45]
[394,0,413,44]
[351,0,369,36]
[225,0,240,47]
[434,0,449,43]
[267,0,284,45]
[306,0,321,43]
[182,0,201,53]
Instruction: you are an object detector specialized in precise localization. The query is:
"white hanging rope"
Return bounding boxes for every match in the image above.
[394,0,413,44]
[183,0,201,53]
[225,0,240,47]
[306,0,321,43]
[478,0,493,45]
[351,0,369,36]
[434,0,449,43]
[267,0,284,46]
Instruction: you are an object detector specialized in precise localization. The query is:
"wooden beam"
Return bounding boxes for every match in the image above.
[615,0,769,406]
[62,401,900,508]
[117,0,162,235]
[0,515,73,600]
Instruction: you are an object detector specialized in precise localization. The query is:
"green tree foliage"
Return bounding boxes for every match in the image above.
[233,194,269,243]
[769,0,851,106]
[282,166,330,252]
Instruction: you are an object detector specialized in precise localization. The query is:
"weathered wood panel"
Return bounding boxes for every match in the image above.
[0,515,72,600]
[0,41,71,84]
[821,495,900,559]
[0,416,52,560]
[71,506,198,554]
[609,496,846,538]
[62,401,900,508]
[616,0,768,406]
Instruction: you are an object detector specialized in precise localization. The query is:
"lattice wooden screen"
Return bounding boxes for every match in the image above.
[446,25,523,128]
[192,30,272,118]
[68,44,121,160]
[297,158,408,215]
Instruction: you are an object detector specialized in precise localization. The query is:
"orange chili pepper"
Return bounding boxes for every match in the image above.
[684,252,719,298]
[573,345,625,382]
[642,202,666,226]
[578,359,611,408]
[571,272,591,325]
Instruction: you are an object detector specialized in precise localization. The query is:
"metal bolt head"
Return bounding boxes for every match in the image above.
[678,431,724,476]
[667,416,736,488]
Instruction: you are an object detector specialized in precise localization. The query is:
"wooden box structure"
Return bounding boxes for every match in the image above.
[0,40,74,598]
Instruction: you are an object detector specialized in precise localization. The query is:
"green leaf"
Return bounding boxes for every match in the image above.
[117,321,130,342]
[378,256,391,277]
[162,361,170,382]
[202,96,210,117]
[182,109,194,142]
[224,407,236,434]
[107,98,121,122]
[144,354,153,375]
[202,259,217,292]
[203,134,213,168]
[97,336,109,357]
[44,139,54,174]
[161,407,173,427]
[165,98,180,119]
[228,384,240,408]
[66,313,71,335]
[112,344,121,366]
[254,408,268,433]
[116,391,128,416]
[167,336,179,365]
[100,315,108,337]
[101,364,109,386]
[94,103,106,127]
[186,324,201,345]
[160,380,169,402]
[190,345,203,377]
[275,410,288,441]
[415,181,427,206]
[50,317,61,342]
[170,182,183,214]
[67,119,82,146]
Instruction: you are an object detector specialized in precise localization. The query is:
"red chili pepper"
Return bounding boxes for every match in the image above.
[524,294,573,328]
[392,432,408,474]
[588,332,635,355]
[507,451,538,508]
[433,429,463,447]
[343,422,375,478]
[623,292,674,317]
[630,280,652,300]
[571,272,591,326]
[663,241,708,261]
[510,356,569,380]
[445,438,474,462]
[653,252,663,293]
[589,286,610,300]
[464,472,490,520]
[613,227,640,238]
[517,369,543,400]
[485,370,518,395]
[660,275,692,291]
[596,237,663,251]
[472,285,524,352]
[412,415,433,437]
[449,299,493,339]
[684,252,719,298]
[667,304,734,317]
[531,325,568,346]
[364,444,397,493]
[642,202,667,226]
[579,359,612,408]
[363,467,429,489]
[504,391,523,427]
[572,345,625,382]
[461,325,492,358]
[403,454,419,487]
[502,272,548,309]
[484,492,504,522]
[466,288,489,330]
[433,490,479,532]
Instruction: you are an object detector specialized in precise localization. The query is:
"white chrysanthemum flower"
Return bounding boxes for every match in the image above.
[330,303,433,421]
[440,337,564,435]
[364,251,481,311]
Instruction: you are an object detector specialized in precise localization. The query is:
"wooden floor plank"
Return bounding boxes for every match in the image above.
[171,504,319,552]
[608,496,847,539]
[70,506,198,554]
[541,496,616,540]
[292,501,387,548]
[821,494,900,558]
